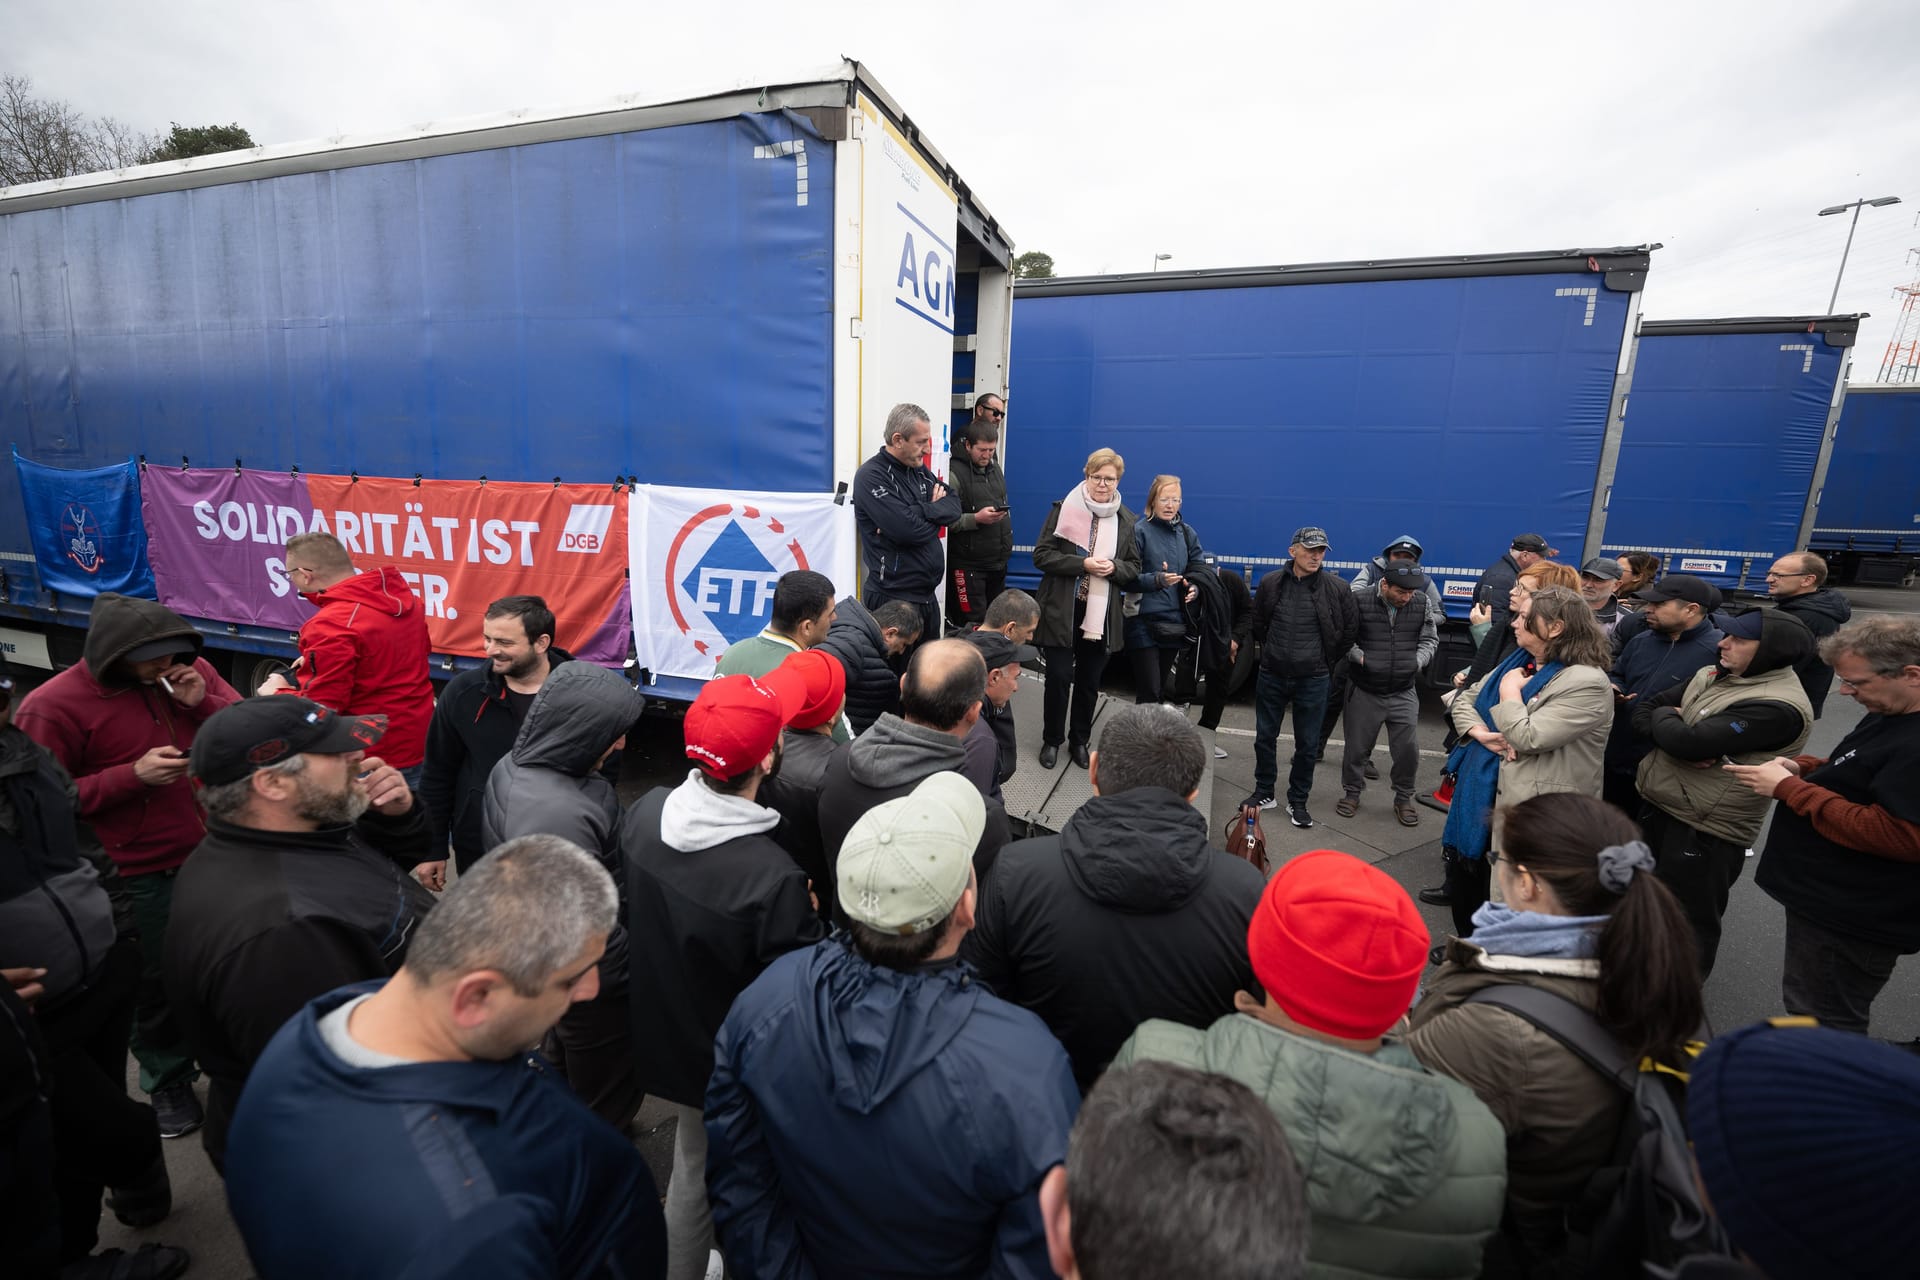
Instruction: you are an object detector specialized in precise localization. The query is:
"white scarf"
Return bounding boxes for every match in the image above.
[1055,482,1122,641]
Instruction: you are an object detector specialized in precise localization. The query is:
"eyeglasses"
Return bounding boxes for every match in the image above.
[1763,572,1809,581]
[1086,473,1118,486]
[1836,673,1879,690]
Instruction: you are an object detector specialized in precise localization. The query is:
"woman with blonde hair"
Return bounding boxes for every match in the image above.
[1031,449,1141,769]
[1124,474,1208,705]
[1438,586,1614,934]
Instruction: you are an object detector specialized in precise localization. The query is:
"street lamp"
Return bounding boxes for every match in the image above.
[1818,196,1901,313]
[1152,252,1172,272]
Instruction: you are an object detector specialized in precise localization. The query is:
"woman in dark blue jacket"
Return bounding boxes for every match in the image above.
[1125,475,1208,704]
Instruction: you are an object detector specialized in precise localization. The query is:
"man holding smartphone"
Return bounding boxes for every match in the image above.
[946,396,1012,631]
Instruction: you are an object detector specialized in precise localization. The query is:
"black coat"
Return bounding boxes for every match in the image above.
[1185,564,1237,674]
[1465,553,1525,684]
[815,598,900,737]
[1774,588,1852,717]
[1032,500,1141,654]
[853,450,961,599]
[1251,563,1360,678]
[959,786,1265,1089]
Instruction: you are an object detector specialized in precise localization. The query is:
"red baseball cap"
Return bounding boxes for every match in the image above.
[776,649,846,731]
[684,672,804,779]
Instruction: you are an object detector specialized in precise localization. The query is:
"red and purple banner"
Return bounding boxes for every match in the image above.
[139,467,631,664]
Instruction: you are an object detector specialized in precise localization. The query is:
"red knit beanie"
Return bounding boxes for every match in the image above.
[1246,849,1429,1040]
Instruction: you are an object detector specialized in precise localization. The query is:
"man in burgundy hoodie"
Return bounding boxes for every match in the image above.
[15,592,242,1139]
[260,533,434,784]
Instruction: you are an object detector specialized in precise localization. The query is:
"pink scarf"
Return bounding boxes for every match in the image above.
[1055,482,1122,640]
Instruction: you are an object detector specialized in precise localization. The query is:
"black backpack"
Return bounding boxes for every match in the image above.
[1464,985,1732,1277]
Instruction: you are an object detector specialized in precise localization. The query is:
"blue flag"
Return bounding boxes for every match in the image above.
[11,452,157,598]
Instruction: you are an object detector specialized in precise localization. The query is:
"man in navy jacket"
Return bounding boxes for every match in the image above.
[224,834,665,1280]
[852,401,961,647]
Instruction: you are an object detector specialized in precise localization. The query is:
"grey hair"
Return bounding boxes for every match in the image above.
[199,753,308,821]
[884,402,930,445]
[1820,615,1920,676]
[1094,704,1206,798]
[982,588,1039,630]
[404,834,618,996]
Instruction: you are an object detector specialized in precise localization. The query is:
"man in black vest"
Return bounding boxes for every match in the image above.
[1337,562,1437,827]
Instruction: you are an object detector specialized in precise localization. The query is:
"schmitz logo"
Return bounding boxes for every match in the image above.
[60,502,104,574]
[556,505,615,554]
[1443,580,1476,600]
[664,502,816,661]
[1678,557,1728,574]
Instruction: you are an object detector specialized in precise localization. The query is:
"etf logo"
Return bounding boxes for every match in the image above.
[664,502,817,660]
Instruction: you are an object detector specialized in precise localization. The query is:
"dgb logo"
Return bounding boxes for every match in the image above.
[61,502,104,575]
[664,502,814,661]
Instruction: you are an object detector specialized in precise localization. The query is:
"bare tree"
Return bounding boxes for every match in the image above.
[0,74,153,186]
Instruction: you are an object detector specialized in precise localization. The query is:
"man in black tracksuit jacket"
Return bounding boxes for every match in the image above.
[852,404,961,646]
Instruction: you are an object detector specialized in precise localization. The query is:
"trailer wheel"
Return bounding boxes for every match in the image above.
[248,657,293,693]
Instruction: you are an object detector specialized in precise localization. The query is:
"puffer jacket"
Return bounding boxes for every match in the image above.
[1349,580,1439,695]
[0,726,116,1009]
[1115,1013,1507,1280]
[1351,537,1445,617]
[1451,665,1612,849]
[1252,563,1360,678]
[1633,611,1814,846]
[706,938,1078,1280]
[815,597,899,737]
[947,454,1012,571]
[288,565,434,768]
[482,660,644,976]
[960,786,1264,1088]
[15,593,242,874]
[1031,500,1142,654]
[1405,940,1624,1267]
[853,449,961,598]
[1129,514,1206,635]
[1773,588,1852,717]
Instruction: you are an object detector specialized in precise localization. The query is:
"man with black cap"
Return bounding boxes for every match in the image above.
[1246,527,1359,826]
[962,628,1038,799]
[16,592,242,1140]
[1338,560,1438,826]
[1628,607,1814,977]
[1472,532,1553,647]
[163,696,436,1171]
[1603,573,1724,814]
[1350,534,1443,617]
[1577,556,1624,632]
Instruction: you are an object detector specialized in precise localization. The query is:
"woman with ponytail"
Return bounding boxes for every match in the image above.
[1406,793,1704,1272]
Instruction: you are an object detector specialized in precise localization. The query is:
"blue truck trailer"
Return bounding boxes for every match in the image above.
[1809,382,1920,586]
[0,61,1015,697]
[1004,247,1652,675]
[1600,315,1858,592]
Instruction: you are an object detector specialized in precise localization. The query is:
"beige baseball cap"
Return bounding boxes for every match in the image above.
[838,772,985,936]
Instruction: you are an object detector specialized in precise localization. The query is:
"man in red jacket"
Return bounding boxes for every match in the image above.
[15,592,242,1140]
[261,533,434,785]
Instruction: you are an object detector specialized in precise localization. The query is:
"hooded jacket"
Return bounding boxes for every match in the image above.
[15,593,242,874]
[622,775,826,1109]
[1772,588,1852,717]
[706,939,1078,1280]
[1605,615,1724,779]
[1351,536,1445,617]
[1633,611,1815,846]
[1114,1013,1507,1280]
[483,660,643,977]
[762,729,845,911]
[420,646,575,871]
[852,449,962,599]
[816,714,1013,917]
[959,786,1264,1088]
[814,597,898,738]
[224,984,666,1280]
[0,725,116,1009]
[947,452,1013,572]
[288,565,434,769]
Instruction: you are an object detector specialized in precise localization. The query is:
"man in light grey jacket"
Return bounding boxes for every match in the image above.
[483,659,645,1130]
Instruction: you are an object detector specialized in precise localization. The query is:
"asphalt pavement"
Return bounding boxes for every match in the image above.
[92,583,1920,1276]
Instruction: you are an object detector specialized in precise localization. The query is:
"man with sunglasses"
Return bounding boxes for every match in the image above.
[1733,617,1920,1034]
[946,394,1012,632]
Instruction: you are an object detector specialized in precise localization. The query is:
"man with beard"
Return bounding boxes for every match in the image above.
[164,697,436,1172]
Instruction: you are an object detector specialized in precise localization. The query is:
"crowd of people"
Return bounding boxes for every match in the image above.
[2,396,1918,1279]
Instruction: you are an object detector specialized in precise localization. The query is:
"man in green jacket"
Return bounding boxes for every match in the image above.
[1114,848,1507,1280]
[714,570,837,679]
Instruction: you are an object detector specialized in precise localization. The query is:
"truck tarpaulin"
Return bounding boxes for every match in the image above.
[1811,385,1920,553]
[11,452,157,598]
[139,467,631,663]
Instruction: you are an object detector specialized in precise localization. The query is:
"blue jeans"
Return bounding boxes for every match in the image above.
[1253,670,1330,807]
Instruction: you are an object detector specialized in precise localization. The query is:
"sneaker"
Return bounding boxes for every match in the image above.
[150,1082,203,1139]
[1213,746,1228,760]
[1288,804,1315,829]
[705,1249,725,1280]
[1335,793,1360,818]
[1242,793,1277,811]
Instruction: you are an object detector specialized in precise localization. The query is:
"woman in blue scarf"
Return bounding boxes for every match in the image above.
[1438,587,1614,936]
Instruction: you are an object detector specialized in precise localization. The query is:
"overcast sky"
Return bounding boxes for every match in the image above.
[15,0,1920,376]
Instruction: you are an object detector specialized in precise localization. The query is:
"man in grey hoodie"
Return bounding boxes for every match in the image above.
[815,639,1013,918]
[483,660,646,1130]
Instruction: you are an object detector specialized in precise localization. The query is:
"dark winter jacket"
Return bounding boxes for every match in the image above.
[288,566,435,769]
[762,729,845,911]
[622,777,825,1109]
[960,786,1265,1088]
[706,939,1078,1280]
[1031,500,1142,654]
[1351,538,1445,618]
[164,807,437,1170]
[853,449,961,600]
[1605,616,1724,779]
[1252,563,1361,679]
[0,726,115,1009]
[226,984,666,1280]
[1463,554,1525,684]
[815,597,899,738]
[15,593,242,875]
[947,454,1012,572]
[483,660,644,978]
[817,715,1013,920]
[420,647,576,871]
[1773,588,1852,717]
[1184,564,1239,674]
[1349,581,1440,696]
[1130,515,1207,633]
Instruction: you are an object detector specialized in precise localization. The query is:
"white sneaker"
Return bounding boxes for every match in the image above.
[1213,746,1228,759]
[706,1249,725,1280]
